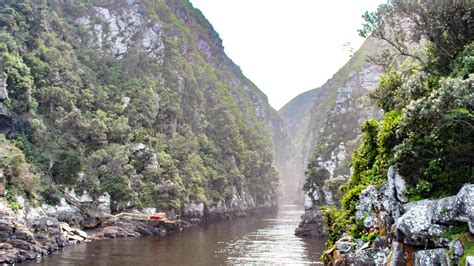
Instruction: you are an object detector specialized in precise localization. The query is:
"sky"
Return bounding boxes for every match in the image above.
[189,0,386,110]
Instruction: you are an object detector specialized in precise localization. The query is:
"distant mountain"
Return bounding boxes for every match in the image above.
[279,37,384,203]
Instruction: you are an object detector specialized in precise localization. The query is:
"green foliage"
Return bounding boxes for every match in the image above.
[441,224,469,241]
[324,0,474,251]
[5,190,21,211]
[459,235,474,266]
[0,0,280,213]
[451,41,474,79]
[0,135,38,195]
[303,162,329,205]
[320,206,349,247]
[395,77,474,198]
[369,71,403,112]
[51,149,81,185]
[1,46,36,114]
[361,231,380,243]
[359,0,474,75]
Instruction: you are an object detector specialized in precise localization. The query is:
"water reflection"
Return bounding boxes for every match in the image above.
[28,205,326,265]
[219,206,324,264]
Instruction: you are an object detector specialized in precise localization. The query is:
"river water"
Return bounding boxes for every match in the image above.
[28,205,326,265]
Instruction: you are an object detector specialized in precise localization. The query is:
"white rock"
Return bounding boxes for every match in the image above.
[466,256,474,266]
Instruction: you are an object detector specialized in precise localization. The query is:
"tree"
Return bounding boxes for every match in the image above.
[303,160,330,206]
[359,0,474,75]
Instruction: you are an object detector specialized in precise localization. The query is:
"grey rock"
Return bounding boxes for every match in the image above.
[388,241,406,265]
[32,217,60,233]
[336,241,354,254]
[394,184,474,248]
[355,185,378,221]
[353,247,390,266]
[466,256,474,266]
[81,217,100,229]
[413,248,449,266]
[363,213,378,229]
[452,240,464,260]
[0,79,7,101]
[394,200,448,246]
[387,166,408,203]
[294,208,326,237]
[56,211,83,226]
[452,185,474,233]
[431,196,457,225]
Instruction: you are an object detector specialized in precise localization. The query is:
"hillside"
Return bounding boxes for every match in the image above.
[0,0,294,223]
[279,38,384,204]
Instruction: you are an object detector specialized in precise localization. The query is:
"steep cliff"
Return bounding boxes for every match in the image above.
[279,38,383,205]
[0,0,293,222]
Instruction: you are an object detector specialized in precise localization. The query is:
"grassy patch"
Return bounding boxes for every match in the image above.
[459,233,474,266]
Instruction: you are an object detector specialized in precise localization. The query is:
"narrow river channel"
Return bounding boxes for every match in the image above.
[28,205,326,265]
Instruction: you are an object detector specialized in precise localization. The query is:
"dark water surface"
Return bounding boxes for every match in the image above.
[28,205,326,265]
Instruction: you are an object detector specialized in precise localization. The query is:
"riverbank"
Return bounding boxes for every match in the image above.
[0,194,277,264]
[24,205,326,265]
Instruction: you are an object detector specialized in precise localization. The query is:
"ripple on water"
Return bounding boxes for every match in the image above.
[217,206,325,265]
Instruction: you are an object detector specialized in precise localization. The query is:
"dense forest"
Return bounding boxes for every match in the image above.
[0,0,294,215]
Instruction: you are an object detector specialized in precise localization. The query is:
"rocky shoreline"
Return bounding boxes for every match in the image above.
[0,192,276,264]
[296,166,474,265]
[322,181,474,265]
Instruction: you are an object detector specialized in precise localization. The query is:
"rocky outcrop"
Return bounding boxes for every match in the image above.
[323,168,474,265]
[0,77,13,135]
[294,208,326,237]
[0,197,180,264]
[0,203,69,264]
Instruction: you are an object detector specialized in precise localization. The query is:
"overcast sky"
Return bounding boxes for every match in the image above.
[189,0,386,110]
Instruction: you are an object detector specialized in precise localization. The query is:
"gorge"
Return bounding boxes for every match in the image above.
[0,0,473,265]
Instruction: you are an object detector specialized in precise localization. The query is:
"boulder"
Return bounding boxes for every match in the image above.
[81,217,100,229]
[364,213,378,229]
[352,247,390,265]
[394,200,448,247]
[394,184,474,247]
[336,239,355,254]
[413,249,450,266]
[32,217,60,234]
[294,208,326,237]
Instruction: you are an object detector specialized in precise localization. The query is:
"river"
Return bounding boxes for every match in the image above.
[27,205,326,265]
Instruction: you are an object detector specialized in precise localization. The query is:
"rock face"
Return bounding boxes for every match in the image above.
[0,77,13,135]
[0,203,68,264]
[287,39,385,237]
[280,38,384,205]
[323,169,474,265]
[0,0,289,219]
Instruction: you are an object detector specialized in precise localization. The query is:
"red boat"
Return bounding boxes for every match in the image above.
[149,212,166,220]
